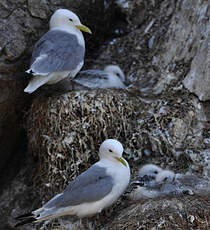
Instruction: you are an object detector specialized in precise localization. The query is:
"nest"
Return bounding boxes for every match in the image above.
[27,89,145,199]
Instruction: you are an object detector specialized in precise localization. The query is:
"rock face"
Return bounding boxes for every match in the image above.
[156,0,210,101]
[0,0,210,230]
[102,195,210,230]
[0,1,47,173]
[115,0,147,27]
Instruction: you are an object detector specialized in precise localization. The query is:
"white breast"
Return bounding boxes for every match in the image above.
[64,159,130,218]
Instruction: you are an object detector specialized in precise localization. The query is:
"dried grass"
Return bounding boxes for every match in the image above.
[27,89,143,198]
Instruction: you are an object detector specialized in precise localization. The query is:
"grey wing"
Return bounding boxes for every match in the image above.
[73,70,109,88]
[30,30,85,74]
[44,165,113,208]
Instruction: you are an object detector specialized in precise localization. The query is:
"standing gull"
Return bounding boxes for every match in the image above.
[14,139,130,226]
[24,9,91,94]
[73,65,127,89]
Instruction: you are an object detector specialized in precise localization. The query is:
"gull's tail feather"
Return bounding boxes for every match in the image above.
[14,217,37,227]
[24,75,52,94]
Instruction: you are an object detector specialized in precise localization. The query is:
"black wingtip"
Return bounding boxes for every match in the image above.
[14,217,37,227]
[15,212,33,220]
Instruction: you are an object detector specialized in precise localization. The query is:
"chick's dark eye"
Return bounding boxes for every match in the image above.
[109,149,113,153]
[69,18,73,22]
[116,73,120,77]
[154,171,158,174]
[163,177,168,182]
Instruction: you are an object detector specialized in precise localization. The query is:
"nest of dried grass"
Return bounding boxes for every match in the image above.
[27,89,145,198]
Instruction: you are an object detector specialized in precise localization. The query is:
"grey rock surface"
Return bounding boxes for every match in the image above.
[155,0,210,101]
[115,0,147,27]
[102,195,210,230]
[0,1,44,173]
[28,0,49,19]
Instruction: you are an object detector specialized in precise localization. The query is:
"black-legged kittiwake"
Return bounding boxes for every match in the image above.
[35,65,127,97]
[127,164,163,200]
[127,168,181,201]
[154,169,185,195]
[24,9,91,94]
[14,139,130,226]
[72,65,127,89]
[129,169,195,200]
[131,164,163,187]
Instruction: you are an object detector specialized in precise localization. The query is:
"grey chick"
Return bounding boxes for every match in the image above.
[73,65,127,89]
[36,65,127,96]
[131,164,163,187]
[127,164,164,200]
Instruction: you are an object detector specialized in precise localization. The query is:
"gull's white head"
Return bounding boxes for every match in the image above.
[50,9,91,34]
[99,139,127,167]
[138,164,162,177]
[104,65,125,83]
[155,170,175,184]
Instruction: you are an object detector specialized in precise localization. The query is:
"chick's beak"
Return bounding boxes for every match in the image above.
[76,24,92,34]
[115,157,127,167]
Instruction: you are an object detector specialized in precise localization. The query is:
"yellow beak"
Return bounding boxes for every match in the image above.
[115,157,127,167]
[76,24,92,34]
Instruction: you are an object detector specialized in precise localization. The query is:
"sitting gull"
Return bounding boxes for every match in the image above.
[73,65,127,89]
[14,139,130,226]
[24,9,91,94]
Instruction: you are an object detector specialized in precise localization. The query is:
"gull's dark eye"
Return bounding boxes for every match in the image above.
[109,149,113,153]
[154,171,158,174]
[116,72,121,77]
[163,177,168,182]
[69,18,73,22]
